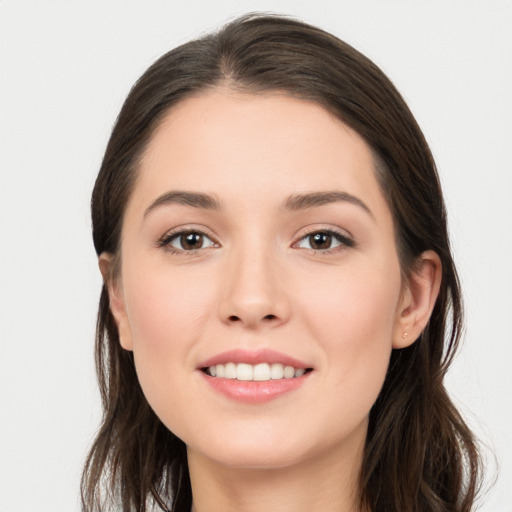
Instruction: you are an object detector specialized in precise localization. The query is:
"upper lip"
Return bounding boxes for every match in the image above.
[197,348,312,369]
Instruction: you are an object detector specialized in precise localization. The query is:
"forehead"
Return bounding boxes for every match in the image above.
[130,90,389,219]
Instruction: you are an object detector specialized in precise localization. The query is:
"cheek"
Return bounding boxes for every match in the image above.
[121,265,216,409]
[300,261,400,336]
[125,264,214,350]
[297,260,401,407]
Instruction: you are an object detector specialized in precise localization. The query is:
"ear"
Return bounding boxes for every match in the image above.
[98,252,134,351]
[393,250,442,349]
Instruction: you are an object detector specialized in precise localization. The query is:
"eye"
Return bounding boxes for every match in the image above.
[160,230,217,252]
[296,230,354,251]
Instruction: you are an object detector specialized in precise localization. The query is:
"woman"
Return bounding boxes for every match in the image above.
[82,14,481,512]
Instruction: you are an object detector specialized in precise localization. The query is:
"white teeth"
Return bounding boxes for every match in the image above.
[206,362,308,381]
[270,363,284,379]
[283,365,295,379]
[253,363,270,381]
[236,363,253,381]
[225,362,237,379]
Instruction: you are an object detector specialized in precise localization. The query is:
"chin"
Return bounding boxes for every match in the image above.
[181,420,309,469]
[191,441,309,470]
[184,417,367,473]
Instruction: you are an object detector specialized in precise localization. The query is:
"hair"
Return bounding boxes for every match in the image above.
[83,13,481,512]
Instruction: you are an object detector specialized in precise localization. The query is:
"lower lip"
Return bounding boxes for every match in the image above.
[201,372,311,404]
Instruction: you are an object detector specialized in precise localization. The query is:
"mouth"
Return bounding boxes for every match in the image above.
[197,349,314,403]
[202,362,313,381]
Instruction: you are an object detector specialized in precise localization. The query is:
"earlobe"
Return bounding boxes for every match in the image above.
[98,252,134,351]
[393,250,442,349]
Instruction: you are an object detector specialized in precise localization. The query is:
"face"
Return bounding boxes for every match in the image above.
[107,91,411,471]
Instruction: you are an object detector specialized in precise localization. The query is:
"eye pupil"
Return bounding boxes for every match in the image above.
[310,232,332,250]
[181,232,203,250]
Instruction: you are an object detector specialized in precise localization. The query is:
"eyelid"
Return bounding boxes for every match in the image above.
[157,225,220,253]
[292,226,355,252]
[156,224,354,255]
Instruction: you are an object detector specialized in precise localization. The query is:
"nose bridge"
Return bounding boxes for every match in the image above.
[219,234,288,327]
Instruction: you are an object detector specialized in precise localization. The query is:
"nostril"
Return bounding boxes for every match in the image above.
[227,314,276,322]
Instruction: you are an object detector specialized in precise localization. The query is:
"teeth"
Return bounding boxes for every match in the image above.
[236,363,253,381]
[225,362,237,379]
[283,365,295,379]
[206,362,308,381]
[253,363,270,381]
[270,363,284,379]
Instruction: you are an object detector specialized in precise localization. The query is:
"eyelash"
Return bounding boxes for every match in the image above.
[294,229,355,254]
[157,228,355,255]
[157,228,218,256]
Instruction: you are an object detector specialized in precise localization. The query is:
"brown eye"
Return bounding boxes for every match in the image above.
[296,230,354,252]
[165,231,216,251]
[180,232,204,250]
[308,232,333,250]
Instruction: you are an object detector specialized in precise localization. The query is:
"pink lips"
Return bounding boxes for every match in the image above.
[198,348,310,369]
[198,349,312,404]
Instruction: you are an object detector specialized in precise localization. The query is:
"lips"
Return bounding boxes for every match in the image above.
[198,348,311,369]
[198,349,313,403]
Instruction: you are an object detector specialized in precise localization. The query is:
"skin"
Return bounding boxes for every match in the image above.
[101,90,441,512]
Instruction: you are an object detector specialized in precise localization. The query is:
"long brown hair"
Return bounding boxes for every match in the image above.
[83,13,481,512]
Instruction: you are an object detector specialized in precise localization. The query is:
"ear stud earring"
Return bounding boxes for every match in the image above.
[402,332,409,339]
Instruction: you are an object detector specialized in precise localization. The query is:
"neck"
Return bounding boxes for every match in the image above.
[187,428,365,512]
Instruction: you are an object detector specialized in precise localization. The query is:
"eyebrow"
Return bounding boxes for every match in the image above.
[144,191,221,217]
[284,191,374,218]
[144,189,373,219]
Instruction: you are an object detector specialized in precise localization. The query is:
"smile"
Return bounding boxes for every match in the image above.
[204,362,310,381]
[198,349,314,403]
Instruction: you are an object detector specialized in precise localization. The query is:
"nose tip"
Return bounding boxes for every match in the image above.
[218,252,290,329]
[222,299,287,329]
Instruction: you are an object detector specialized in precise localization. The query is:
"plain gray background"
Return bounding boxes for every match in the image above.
[1,1,511,510]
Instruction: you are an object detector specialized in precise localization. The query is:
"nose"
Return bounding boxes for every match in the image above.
[218,244,291,329]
